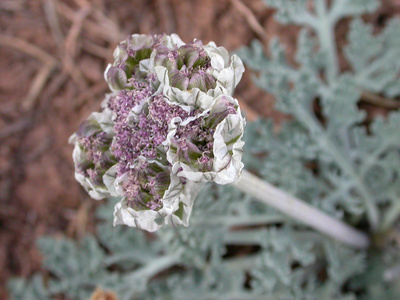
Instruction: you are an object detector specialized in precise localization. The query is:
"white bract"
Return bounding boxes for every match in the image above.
[69,109,115,200]
[113,166,204,232]
[154,41,245,111]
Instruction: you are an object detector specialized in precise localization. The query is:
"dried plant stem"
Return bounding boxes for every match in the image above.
[43,0,65,53]
[22,64,55,111]
[361,90,400,109]
[0,34,58,110]
[0,34,57,65]
[56,1,124,43]
[230,0,269,43]
[235,170,370,249]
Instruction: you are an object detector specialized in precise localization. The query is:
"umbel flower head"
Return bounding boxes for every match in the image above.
[70,33,245,232]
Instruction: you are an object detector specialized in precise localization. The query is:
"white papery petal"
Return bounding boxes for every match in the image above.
[212,112,245,184]
[113,46,124,61]
[155,66,219,111]
[71,143,111,200]
[128,34,155,50]
[139,58,151,73]
[114,200,166,232]
[153,39,245,111]
[164,86,216,112]
[216,55,245,95]
[166,175,205,227]
[103,165,120,197]
[164,165,205,227]
[231,55,245,89]
[113,169,203,232]
[166,94,245,185]
[103,64,113,88]
[205,42,230,71]
[91,108,114,135]
[164,33,185,49]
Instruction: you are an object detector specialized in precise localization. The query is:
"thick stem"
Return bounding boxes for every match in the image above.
[235,170,370,249]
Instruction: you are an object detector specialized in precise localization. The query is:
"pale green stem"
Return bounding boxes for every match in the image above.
[381,200,400,232]
[315,0,339,83]
[104,252,150,266]
[235,170,370,249]
[296,104,380,231]
[356,50,398,86]
[292,0,379,230]
[121,254,179,299]
[125,254,179,280]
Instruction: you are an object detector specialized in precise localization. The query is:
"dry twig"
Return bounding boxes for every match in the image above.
[38,72,69,108]
[0,35,58,110]
[82,39,112,59]
[91,9,124,40]
[0,118,33,141]
[0,0,25,12]
[230,0,269,43]
[56,2,123,43]
[22,64,55,111]
[0,34,57,65]
[43,0,65,54]
[64,6,91,58]
[361,90,400,109]
[63,6,91,90]
[0,73,68,140]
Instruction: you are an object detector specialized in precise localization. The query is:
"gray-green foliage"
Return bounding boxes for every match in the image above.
[8,0,400,299]
[8,185,371,299]
[240,0,400,229]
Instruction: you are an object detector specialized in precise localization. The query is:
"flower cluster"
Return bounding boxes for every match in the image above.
[70,34,245,231]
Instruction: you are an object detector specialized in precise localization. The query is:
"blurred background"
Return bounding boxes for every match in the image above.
[1,0,399,298]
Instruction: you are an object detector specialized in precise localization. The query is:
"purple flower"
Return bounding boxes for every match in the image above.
[71,33,245,232]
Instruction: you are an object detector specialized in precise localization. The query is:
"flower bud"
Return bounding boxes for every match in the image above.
[105,34,184,92]
[154,38,245,111]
